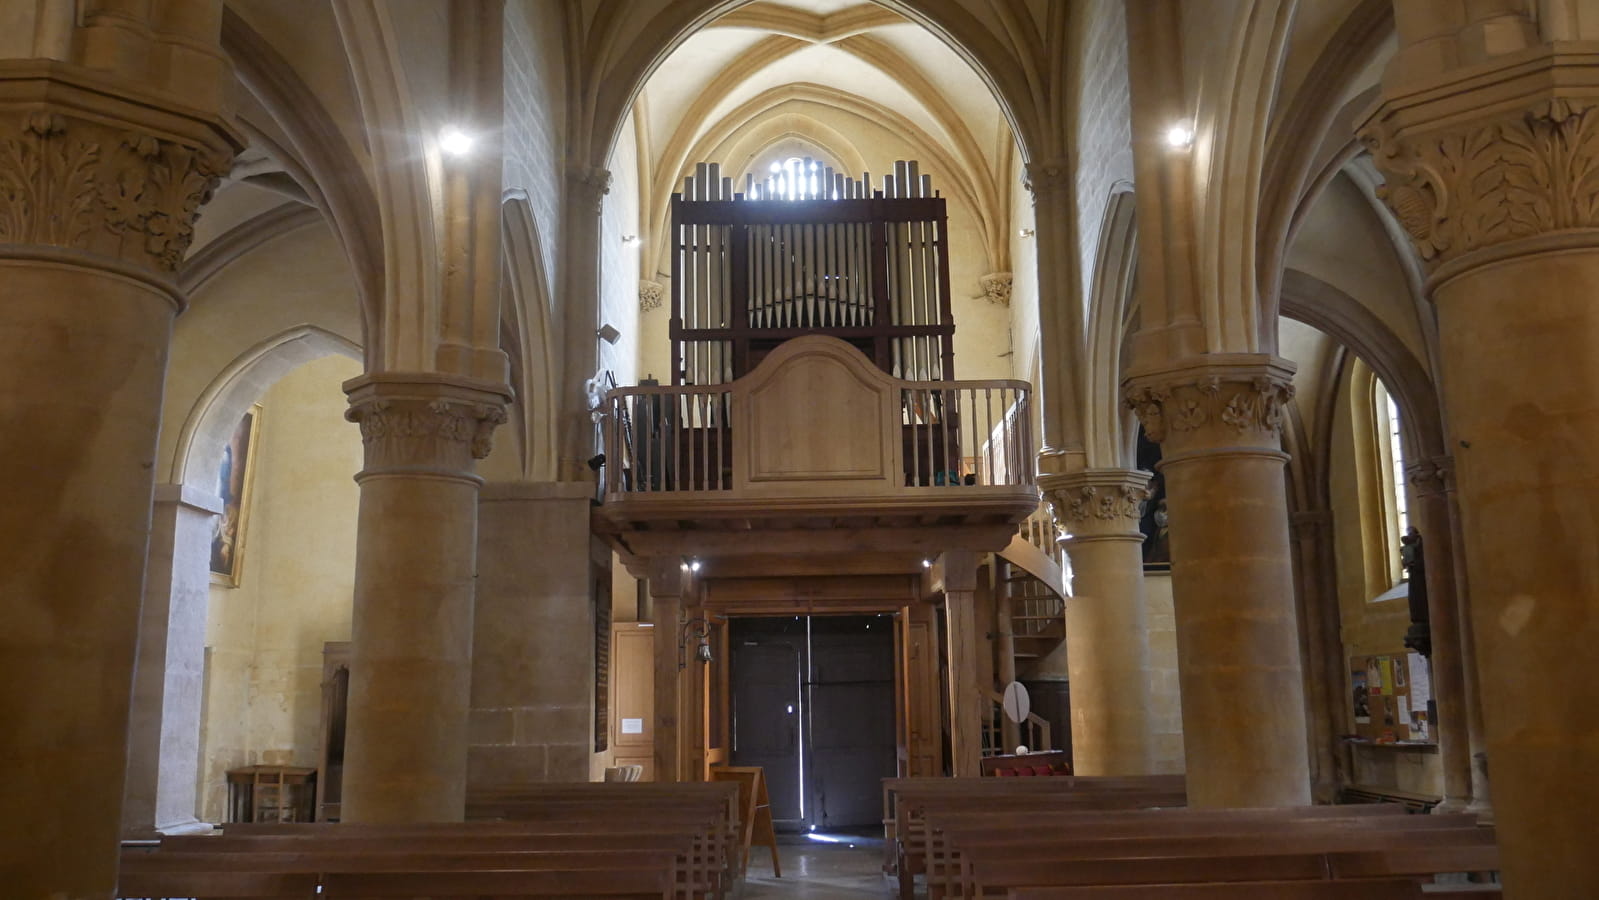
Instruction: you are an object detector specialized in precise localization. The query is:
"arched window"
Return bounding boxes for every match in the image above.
[1373,377,1407,585]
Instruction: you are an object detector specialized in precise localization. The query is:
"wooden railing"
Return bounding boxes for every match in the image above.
[599,377,1032,496]
[978,685,1051,757]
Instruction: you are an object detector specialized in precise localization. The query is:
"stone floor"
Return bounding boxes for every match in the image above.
[740,831,895,898]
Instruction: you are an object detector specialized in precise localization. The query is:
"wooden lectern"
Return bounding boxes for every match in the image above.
[710,765,781,878]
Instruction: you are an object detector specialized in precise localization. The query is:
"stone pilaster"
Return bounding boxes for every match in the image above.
[338,374,509,822]
[1404,457,1476,815]
[1287,509,1349,804]
[1124,355,1311,807]
[1363,50,1597,897]
[1025,159,1086,473]
[1040,468,1157,775]
[0,61,239,899]
[557,163,612,481]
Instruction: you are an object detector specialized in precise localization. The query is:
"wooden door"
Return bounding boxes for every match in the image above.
[806,620,896,829]
[731,641,803,825]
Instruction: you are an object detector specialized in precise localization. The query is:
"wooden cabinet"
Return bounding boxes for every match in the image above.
[225,765,316,823]
[610,623,655,781]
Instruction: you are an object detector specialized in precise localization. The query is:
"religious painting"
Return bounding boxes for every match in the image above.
[210,405,261,586]
[1136,427,1169,570]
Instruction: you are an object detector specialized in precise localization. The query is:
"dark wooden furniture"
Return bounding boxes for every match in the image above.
[225,765,316,824]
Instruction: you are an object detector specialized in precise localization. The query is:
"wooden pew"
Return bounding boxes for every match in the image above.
[932,810,1480,899]
[318,868,672,899]
[116,869,318,900]
[1007,880,1432,899]
[885,777,1188,899]
[965,836,1500,899]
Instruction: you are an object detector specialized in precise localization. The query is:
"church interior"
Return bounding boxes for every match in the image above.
[3,1,1597,898]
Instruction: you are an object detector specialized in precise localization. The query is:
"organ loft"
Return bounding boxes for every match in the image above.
[2,2,1596,899]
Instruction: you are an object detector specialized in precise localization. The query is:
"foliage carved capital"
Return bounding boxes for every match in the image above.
[1023,159,1071,201]
[1122,356,1296,449]
[1361,54,1599,273]
[566,162,612,214]
[1038,468,1152,540]
[1405,455,1455,498]
[978,271,1012,306]
[345,374,512,479]
[0,108,234,274]
[639,279,664,311]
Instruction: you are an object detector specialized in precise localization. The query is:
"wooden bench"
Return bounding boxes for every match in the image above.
[122,783,741,900]
[929,809,1476,899]
[1006,880,1433,899]
[882,776,1188,900]
[961,822,1499,900]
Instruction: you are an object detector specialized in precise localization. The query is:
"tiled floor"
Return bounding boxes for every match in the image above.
[741,831,895,898]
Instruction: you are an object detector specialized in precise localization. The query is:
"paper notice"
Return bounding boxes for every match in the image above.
[1407,652,1432,711]
[622,718,644,734]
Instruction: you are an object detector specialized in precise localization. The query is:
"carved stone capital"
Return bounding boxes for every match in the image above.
[1023,159,1071,201]
[1360,52,1599,277]
[566,162,612,215]
[344,373,513,481]
[978,271,1012,306]
[1039,468,1152,541]
[1122,355,1297,452]
[1405,454,1455,498]
[0,62,241,280]
[639,279,664,312]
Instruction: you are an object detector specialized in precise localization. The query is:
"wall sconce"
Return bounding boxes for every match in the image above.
[678,617,714,669]
[597,323,621,345]
[1017,228,1035,239]
[621,234,640,245]
[1164,122,1195,150]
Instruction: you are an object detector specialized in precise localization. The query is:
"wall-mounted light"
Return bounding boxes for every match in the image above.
[439,126,475,157]
[1164,122,1195,150]
[621,234,640,246]
[678,616,714,669]
[1017,228,1035,239]
[597,323,621,345]
[922,558,933,569]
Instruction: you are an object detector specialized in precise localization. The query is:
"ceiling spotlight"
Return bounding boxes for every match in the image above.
[689,559,702,573]
[921,558,932,569]
[1164,122,1195,150]
[439,126,474,157]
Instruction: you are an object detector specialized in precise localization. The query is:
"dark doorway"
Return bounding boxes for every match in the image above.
[730,615,896,832]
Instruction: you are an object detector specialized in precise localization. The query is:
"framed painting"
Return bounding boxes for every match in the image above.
[210,404,262,586]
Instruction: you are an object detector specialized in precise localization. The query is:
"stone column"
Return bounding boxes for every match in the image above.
[339,374,509,822]
[1124,356,1312,807]
[468,482,598,786]
[1405,457,1472,813]
[123,484,221,836]
[1439,460,1493,821]
[1040,468,1157,775]
[1026,160,1088,474]
[1287,509,1349,805]
[556,164,610,481]
[1363,55,1599,895]
[0,67,237,898]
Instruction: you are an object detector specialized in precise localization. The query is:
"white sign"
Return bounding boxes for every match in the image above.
[1002,681,1031,725]
[621,718,644,734]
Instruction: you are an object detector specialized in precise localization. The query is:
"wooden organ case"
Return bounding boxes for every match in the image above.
[671,159,955,385]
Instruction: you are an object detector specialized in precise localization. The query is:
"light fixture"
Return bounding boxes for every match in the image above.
[439,126,475,157]
[689,558,702,573]
[621,234,640,245]
[1017,228,1035,238]
[597,323,621,345]
[1164,122,1195,150]
[678,616,714,669]
[922,558,932,569]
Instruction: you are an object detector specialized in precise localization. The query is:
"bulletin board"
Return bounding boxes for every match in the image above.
[1349,652,1433,743]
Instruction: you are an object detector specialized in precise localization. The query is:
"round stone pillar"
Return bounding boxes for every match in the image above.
[1364,57,1599,896]
[1124,356,1311,807]
[1040,468,1157,775]
[1405,457,1474,813]
[0,65,236,898]
[339,374,509,822]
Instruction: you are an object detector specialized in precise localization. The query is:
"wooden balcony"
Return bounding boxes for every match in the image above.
[594,337,1039,566]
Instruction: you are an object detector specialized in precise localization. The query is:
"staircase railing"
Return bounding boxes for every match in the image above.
[977,685,1051,757]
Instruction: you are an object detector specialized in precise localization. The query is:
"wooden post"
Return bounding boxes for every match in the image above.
[993,561,1020,752]
[649,559,686,781]
[939,551,982,776]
